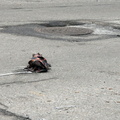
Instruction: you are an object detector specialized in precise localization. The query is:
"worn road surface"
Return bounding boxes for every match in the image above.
[0,0,120,120]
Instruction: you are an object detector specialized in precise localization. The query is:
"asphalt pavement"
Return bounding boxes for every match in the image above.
[0,0,120,120]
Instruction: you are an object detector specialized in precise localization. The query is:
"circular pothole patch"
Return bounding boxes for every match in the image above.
[34,27,93,36]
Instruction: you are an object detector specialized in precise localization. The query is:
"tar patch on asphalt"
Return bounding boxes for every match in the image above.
[0,20,120,42]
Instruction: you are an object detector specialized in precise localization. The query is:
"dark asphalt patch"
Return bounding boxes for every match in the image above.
[0,20,119,42]
[40,21,85,27]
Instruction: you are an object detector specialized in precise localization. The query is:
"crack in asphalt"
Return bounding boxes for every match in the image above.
[0,102,8,109]
[0,108,31,120]
[0,77,58,86]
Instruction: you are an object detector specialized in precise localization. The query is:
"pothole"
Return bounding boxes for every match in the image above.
[0,20,120,42]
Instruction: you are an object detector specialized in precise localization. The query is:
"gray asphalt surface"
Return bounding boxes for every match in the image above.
[0,0,120,120]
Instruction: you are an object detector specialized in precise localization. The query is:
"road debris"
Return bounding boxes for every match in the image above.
[24,53,51,73]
